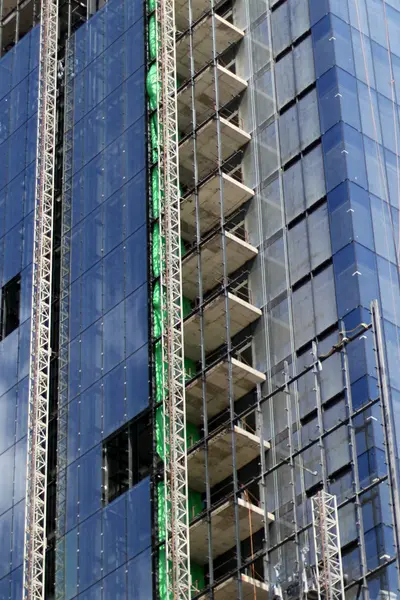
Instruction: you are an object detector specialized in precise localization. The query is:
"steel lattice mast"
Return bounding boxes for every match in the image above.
[312,490,345,600]
[23,0,58,594]
[155,0,191,596]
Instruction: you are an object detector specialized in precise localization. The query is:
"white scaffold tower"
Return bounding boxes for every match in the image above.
[312,490,345,600]
[22,0,58,594]
[155,0,191,597]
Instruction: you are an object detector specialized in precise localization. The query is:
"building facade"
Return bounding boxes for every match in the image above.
[0,0,400,599]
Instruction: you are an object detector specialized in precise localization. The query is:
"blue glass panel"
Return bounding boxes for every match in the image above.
[80,320,102,393]
[384,320,400,391]
[104,37,124,98]
[124,19,145,78]
[125,284,148,357]
[125,169,146,237]
[355,244,379,310]
[12,500,25,570]
[0,510,12,578]
[81,206,103,274]
[331,15,355,76]
[103,243,124,313]
[104,86,124,148]
[343,124,367,189]
[105,0,124,47]
[103,301,124,374]
[377,257,400,326]
[78,512,102,591]
[0,386,16,455]
[125,67,145,129]
[322,123,347,193]
[10,567,22,600]
[0,329,18,396]
[125,0,143,29]
[10,78,28,134]
[125,225,147,297]
[127,548,152,599]
[0,576,10,600]
[5,177,24,233]
[66,460,79,532]
[68,399,80,464]
[78,582,102,600]
[79,446,102,522]
[309,0,329,26]
[0,51,13,102]
[84,103,104,165]
[127,477,151,560]
[81,262,103,332]
[68,336,81,400]
[84,58,105,117]
[103,494,127,576]
[104,187,124,255]
[0,96,10,146]
[125,118,145,183]
[86,10,105,65]
[126,344,149,420]
[25,115,38,167]
[80,381,102,457]
[103,565,126,600]
[317,68,341,134]
[22,213,34,268]
[83,153,104,217]
[333,243,359,317]
[2,223,22,284]
[18,319,31,382]
[0,448,14,515]
[70,278,81,341]
[312,15,335,78]
[103,361,125,437]
[14,436,27,504]
[65,528,78,600]
[16,377,28,442]
[29,26,40,71]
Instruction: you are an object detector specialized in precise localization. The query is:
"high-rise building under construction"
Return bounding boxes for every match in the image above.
[1,0,400,598]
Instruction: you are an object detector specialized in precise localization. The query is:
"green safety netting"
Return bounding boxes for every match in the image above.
[158,482,203,539]
[151,167,161,219]
[147,0,155,11]
[150,113,160,162]
[156,406,200,461]
[148,15,158,61]
[146,63,159,111]
[158,544,205,598]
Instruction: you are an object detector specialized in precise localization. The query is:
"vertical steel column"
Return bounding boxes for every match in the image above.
[155,0,191,595]
[55,37,74,600]
[311,490,345,600]
[371,300,400,584]
[23,0,58,594]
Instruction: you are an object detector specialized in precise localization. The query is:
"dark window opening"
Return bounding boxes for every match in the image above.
[103,412,152,505]
[1,275,21,340]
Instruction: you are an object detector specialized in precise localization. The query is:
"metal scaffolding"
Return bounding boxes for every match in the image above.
[22,0,58,596]
[311,490,345,600]
[155,0,191,597]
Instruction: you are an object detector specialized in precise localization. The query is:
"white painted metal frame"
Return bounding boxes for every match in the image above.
[155,0,191,596]
[23,0,58,595]
[311,490,345,600]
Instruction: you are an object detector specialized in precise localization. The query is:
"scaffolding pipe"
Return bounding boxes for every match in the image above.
[23,0,58,595]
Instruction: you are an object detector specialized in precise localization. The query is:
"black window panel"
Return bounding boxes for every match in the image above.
[1,274,21,340]
[103,410,152,505]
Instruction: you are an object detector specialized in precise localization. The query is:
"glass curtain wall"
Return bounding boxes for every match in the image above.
[0,25,39,599]
[234,0,400,597]
[58,0,152,597]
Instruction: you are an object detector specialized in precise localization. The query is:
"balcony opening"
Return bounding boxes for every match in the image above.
[1,274,21,340]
